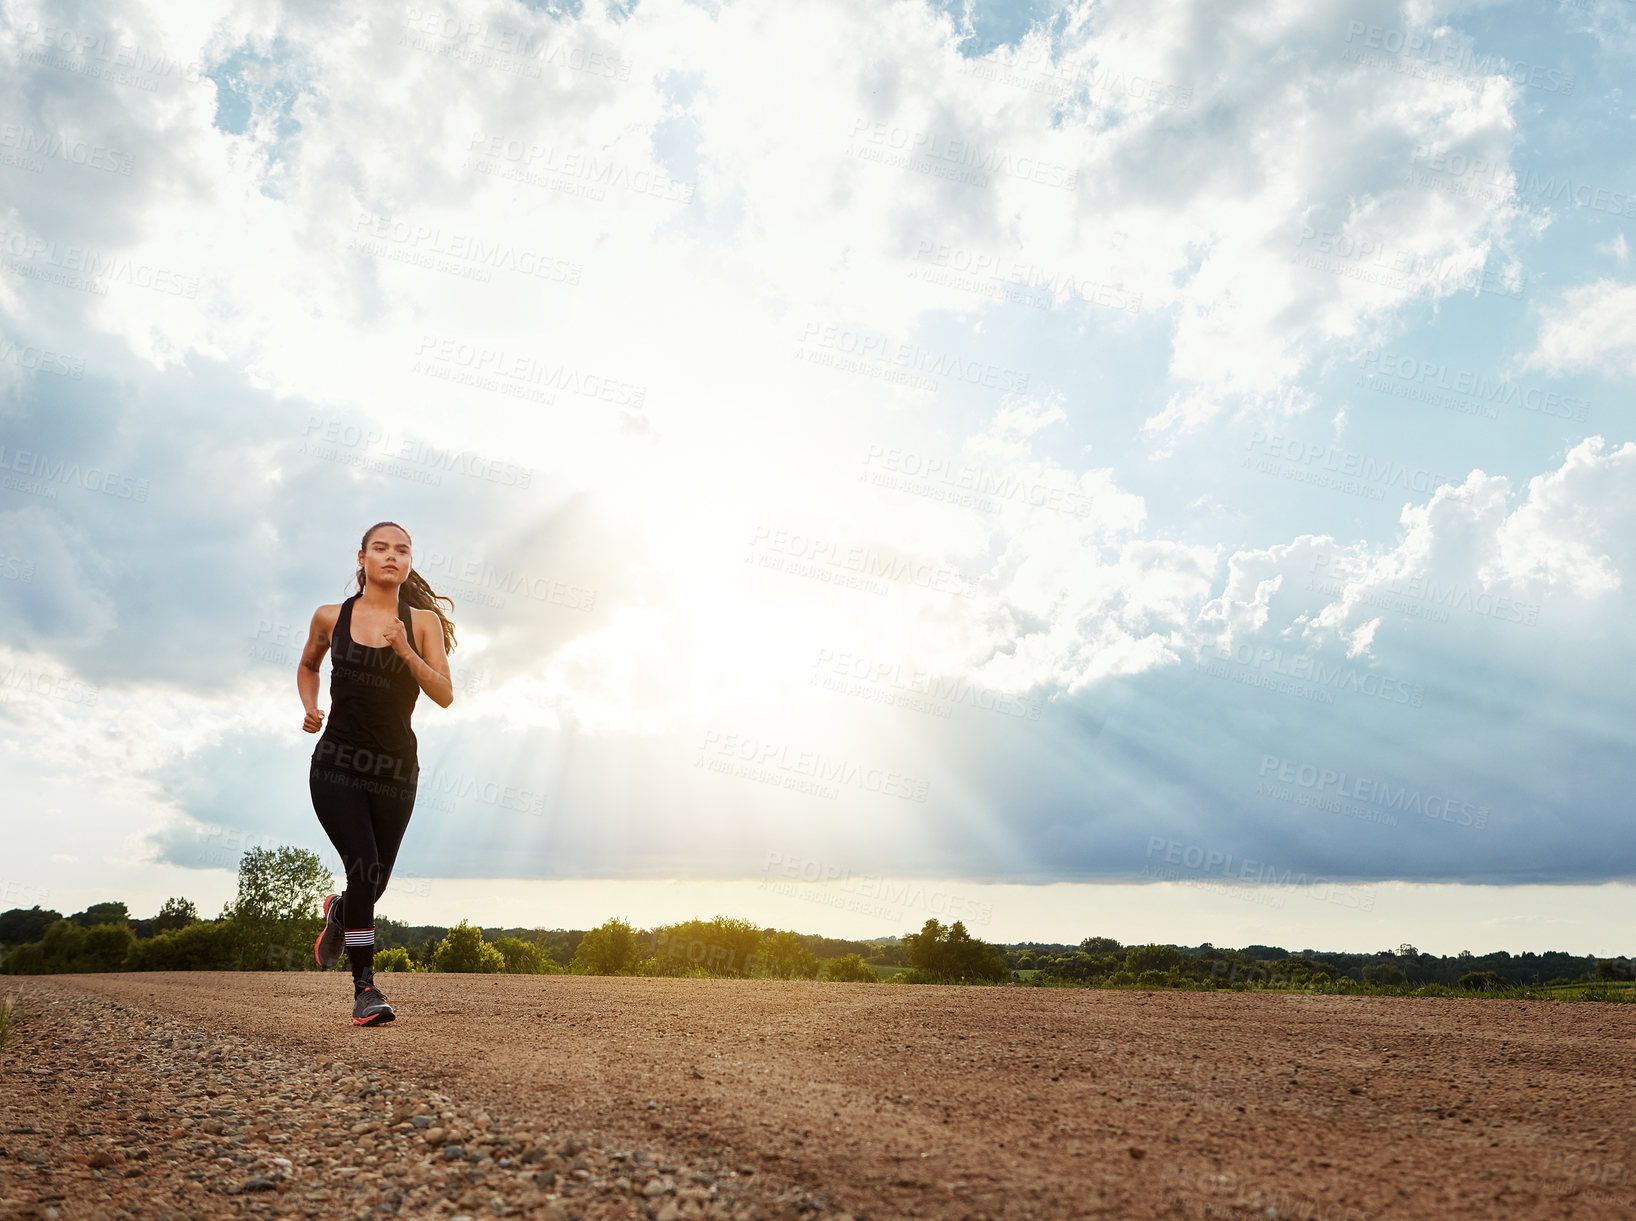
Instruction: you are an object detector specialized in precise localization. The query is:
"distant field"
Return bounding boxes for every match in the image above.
[1537,979,1636,1000]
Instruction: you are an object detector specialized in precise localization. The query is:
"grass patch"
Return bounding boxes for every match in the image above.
[0,995,17,1050]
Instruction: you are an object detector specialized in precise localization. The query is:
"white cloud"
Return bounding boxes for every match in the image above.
[1522,278,1636,379]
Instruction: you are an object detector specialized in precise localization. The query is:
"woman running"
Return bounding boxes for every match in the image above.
[299,521,456,1025]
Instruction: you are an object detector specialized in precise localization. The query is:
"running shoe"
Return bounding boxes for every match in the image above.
[352,984,395,1026]
[314,893,344,968]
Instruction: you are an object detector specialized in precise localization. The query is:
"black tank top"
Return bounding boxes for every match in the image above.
[312,594,422,781]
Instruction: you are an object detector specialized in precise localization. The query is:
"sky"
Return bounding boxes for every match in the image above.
[2,0,1634,957]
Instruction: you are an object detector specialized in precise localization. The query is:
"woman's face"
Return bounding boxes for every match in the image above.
[359,525,412,591]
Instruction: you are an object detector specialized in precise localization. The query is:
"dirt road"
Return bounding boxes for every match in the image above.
[1,973,1631,1219]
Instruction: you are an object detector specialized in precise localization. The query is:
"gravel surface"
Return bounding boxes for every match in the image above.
[0,982,848,1221]
[2,974,1633,1220]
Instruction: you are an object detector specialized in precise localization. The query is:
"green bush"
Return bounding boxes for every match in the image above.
[431,922,505,973]
[0,943,46,974]
[0,919,135,974]
[373,947,414,972]
[571,917,647,975]
[1457,971,1508,992]
[1363,963,1407,985]
[490,936,565,974]
[758,931,819,979]
[125,921,241,971]
[1136,969,1177,988]
[823,953,879,983]
[1125,944,1183,975]
[649,917,763,978]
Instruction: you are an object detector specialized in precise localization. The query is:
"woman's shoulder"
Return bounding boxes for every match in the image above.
[310,601,346,629]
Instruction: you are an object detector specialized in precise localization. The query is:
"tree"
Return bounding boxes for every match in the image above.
[1125,944,1183,975]
[227,846,333,970]
[823,953,878,982]
[1363,963,1407,985]
[69,901,129,928]
[758,930,819,979]
[902,919,1011,983]
[1397,943,1419,958]
[431,922,505,973]
[649,917,763,978]
[491,936,566,974]
[1079,936,1123,955]
[571,917,647,975]
[0,906,63,946]
[152,897,199,934]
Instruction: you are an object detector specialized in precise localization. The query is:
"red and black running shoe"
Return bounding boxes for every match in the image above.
[352,984,395,1026]
[314,893,344,968]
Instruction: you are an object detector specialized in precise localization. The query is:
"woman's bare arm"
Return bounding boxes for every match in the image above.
[298,605,337,733]
[382,608,454,709]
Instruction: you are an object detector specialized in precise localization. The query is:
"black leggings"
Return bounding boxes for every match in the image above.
[309,759,417,964]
